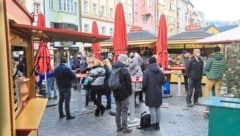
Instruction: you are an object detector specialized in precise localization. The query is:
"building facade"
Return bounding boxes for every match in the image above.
[156,0,178,36]
[133,0,156,33]
[176,0,188,33]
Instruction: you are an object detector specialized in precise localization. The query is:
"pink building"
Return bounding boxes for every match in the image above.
[133,0,156,33]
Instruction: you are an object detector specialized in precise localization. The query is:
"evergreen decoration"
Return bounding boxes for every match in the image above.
[223,43,240,98]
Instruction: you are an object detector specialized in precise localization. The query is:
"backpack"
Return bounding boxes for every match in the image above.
[108,67,122,90]
[139,111,151,129]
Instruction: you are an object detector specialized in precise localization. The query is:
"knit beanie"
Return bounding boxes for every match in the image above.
[149,56,156,64]
[118,54,128,63]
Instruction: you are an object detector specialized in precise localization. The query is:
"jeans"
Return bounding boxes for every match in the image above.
[149,106,161,124]
[105,91,112,106]
[84,85,91,107]
[115,97,129,129]
[183,75,189,92]
[58,88,71,116]
[47,77,57,98]
[187,78,202,104]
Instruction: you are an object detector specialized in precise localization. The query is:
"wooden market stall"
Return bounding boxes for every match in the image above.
[0,1,110,136]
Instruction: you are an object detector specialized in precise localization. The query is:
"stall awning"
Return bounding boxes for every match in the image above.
[10,22,110,43]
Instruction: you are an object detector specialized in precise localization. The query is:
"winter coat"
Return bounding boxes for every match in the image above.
[88,66,106,86]
[54,63,76,89]
[103,66,111,94]
[186,56,203,79]
[182,56,191,75]
[205,53,227,80]
[128,58,143,77]
[129,58,143,89]
[112,61,132,101]
[142,63,166,107]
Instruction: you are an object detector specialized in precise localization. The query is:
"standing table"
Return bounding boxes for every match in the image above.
[128,76,142,127]
[170,66,185,96]
[72,73,88,115]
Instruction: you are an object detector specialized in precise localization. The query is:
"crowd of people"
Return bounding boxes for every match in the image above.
[36,46,227,134]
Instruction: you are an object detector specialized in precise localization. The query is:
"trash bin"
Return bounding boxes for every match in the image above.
[204,96,240,136]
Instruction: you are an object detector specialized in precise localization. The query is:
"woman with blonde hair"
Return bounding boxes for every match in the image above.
[88,59,106,116]
[102,58,112,109]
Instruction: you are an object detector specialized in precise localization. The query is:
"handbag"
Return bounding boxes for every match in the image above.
[83,77,90,86]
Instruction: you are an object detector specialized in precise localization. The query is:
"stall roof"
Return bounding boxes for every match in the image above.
[10,22,110,43]
[168,31,212,40]
[197,26,240,44]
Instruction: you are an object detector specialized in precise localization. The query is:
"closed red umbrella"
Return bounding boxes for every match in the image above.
[35,41,51,74]
[35,13,51,74]
[37,13,45,28]
[156,14,168,69]
[92,21,101,60]
[113,3,128,62]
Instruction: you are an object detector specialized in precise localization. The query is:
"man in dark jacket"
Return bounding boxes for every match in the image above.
[142,56,166,130]
[112,54,132,134]
[186,49,203,107]
[54,58,76,120]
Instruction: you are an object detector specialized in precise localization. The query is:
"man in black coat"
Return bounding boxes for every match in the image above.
[54,58,76,120]
[186,49,203,107]
[142,56,166,130]
[112,54,132,134]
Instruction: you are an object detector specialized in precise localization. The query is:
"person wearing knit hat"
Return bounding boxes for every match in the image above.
[112,53,132,134]
[149,56,157,64]
[142,56,166,130]
[117,54,128,64]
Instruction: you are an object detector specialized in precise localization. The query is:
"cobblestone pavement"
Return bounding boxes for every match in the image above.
[39,84,208,136]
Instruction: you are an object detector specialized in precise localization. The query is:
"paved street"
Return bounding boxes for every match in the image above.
[38,84,208,136]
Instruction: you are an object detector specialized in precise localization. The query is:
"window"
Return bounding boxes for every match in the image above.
[109,8,113,18]
[33,2,40,14]
[128,13,132,23]
[169,3,175,11]
[134,12,138,22]
[101,26,106,35]
[59,0,75,13]
[134,0,138,5]
[100,5,105,17]
[49,0,54,10]
[158,0,164,4]
[83,24,89,32]
[83,0,89,13]
[109,27,113,36]
[93,3,97,16]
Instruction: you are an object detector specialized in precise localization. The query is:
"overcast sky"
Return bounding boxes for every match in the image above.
[190,0,240,21]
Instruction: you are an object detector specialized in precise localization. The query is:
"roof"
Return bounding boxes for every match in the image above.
[217,25,238,32]
[106,30,156,42]
[168,31,212,40]
[10,22,110,43]
[197,26,240,44]
[128,30,156,40]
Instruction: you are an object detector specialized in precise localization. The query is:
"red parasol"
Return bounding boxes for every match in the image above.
[91,21,101,60]
[113,3,128,62]
[35,13,51,74]
[37,13,45,28]
[156,14,168,69]
[35,41,51,74]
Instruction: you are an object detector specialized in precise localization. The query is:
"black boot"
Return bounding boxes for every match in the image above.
[155,123,160,130]
[100,105,105,116]
[146,124,155,131]
[105,104,111,110]
[95,109,100,117]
